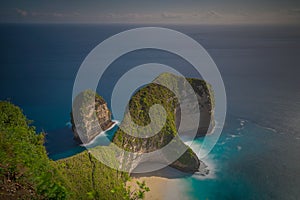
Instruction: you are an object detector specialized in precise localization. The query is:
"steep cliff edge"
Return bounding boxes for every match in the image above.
[112,73,214,174]
[70,73,214,174]
[177,77,214,137]
[71,90,114,144]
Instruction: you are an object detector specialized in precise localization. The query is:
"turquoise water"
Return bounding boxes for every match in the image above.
[49,115,290,199]
[47,123,119,160]
[182,116,297,200]
[185,117,260,199]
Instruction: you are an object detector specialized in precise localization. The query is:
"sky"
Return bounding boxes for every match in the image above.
[1,0,300,24]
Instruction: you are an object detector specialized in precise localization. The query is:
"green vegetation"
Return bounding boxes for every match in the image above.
[125,181,150,200]
[0,73,212,199]
[113,82,179,151]
[56,150,129,200]
[0,101,69,199]
[0,101,147,199]
[112,73,213,172]
[113,74,181,149]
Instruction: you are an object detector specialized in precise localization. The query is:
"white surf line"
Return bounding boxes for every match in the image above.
[81,120,119,147]
[183,139,217,179]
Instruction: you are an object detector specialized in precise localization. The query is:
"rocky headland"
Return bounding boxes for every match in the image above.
[71,90,115,144]
[71,73,214,174]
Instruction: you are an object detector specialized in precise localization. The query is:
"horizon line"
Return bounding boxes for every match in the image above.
[1,21,300,27]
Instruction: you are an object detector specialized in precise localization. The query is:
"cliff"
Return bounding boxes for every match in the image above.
[177,77,214,137]
[71,90,114,144]
[70,73,214,174]
[112,73,214,174]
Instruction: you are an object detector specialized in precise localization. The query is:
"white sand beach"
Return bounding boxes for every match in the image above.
[128,176,190,200]
[127,167,191,200]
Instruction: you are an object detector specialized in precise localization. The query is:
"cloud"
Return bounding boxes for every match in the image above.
[53,13,64,17]
[206,10,222,18]
[106,12,195,23]
[104,11,250,24]
[79,10,300,24]
[15,8,28,17]
[287,8,300,15]
[31,11,66,17]
[161,12,183,19]
[11,7,300,25]
[15,8,80,19]
[107,13,155,20]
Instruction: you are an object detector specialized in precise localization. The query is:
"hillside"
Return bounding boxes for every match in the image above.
[0,101,142,200]
[0,101,69,199]
[112,73,214,173]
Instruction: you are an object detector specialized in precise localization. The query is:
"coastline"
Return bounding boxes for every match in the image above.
[80,120,119,147]
[128,166,192,200]
[128,176,188,200]
[127,158,215,199]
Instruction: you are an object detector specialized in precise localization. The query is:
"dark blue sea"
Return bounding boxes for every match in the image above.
[0,24,300,199]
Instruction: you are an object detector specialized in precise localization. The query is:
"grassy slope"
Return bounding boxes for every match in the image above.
[0,101,128,200]
[57,150,130,200]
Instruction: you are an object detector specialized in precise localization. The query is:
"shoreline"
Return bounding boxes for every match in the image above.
[127,166,191,200]
[127,147,216,199]
[128,176,188,200]
[81,120,119,146]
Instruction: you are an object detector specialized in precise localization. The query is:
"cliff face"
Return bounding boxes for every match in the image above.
[112,73,214,174]
[71,90,114,144]
[71,73,214,174]
[175,78,214,137]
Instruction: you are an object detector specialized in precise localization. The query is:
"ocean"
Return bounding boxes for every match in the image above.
[0,23,300,199]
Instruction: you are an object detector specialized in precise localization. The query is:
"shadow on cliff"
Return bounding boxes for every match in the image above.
[130,164,193,179]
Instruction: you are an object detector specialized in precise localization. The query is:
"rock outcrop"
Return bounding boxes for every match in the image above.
[112,73,214,174]
[71,73,214,174]
[71,90,114,144]
[175,78,214,137]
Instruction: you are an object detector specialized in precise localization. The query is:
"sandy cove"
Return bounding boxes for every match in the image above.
[127,166,193,200]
